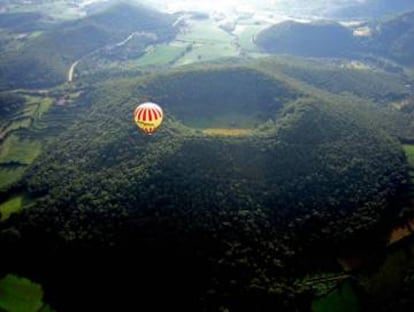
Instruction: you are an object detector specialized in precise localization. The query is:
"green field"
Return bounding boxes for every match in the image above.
[0,167,27,191]
[403,144,414,183]
[312,280,360,312]
[0,274,48,312]
[0,135,41,164]
[403,144,414,166]
[0,196,23,221]
[37,98,54,118]
[136,43,188,67]
[0,93,52,191]
[175,42,239,65]
[1,95,53,138]
[174,20,239,65]
[0,135,41,190]
[3,119,32,135]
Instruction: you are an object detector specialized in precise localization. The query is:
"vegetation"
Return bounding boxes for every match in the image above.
[256,21,357,57]
[312,281,360,312]
[0,196,23,221]
[256,10,414,66]
[202,128,254,136]
[255,57,409,103]
[136,43,189,67]
[371,11,414,65]
[143,67,300,128]
[174,21,239,65]
[0,135,41,164]
[0,61,409,311]
[332,0,414,19]
[0,3,177,88]
[1,4,414,311]
[356,238,414,312]
[0,274,47,312]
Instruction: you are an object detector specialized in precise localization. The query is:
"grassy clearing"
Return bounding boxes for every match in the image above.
[0,274,44,312]
[37,98,54,118]
[177,20,232,43]
[0,167,26,191]
[174,20,239,65]
[176,42,239,65]
[1,95,53,139]
[22,101,38,117]
[0,195,23,221]
[3,119,32,134]
[137,44,188,66]
[0,135,41,164]
[312,280,360,312]
[0,135,41,190]
[403,144,414,184]
[202,128,254,136]
[403,144,414,167]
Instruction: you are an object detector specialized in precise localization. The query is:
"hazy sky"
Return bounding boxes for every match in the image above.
[134,0,369,16]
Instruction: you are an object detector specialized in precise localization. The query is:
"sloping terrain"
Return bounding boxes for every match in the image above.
[256,21,357,58]
[0,63,408,311]
[256,10,414,66]
[0,3,177,89]
[372,11,414,65]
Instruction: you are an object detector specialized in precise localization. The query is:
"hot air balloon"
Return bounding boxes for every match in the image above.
[134,102,164,135]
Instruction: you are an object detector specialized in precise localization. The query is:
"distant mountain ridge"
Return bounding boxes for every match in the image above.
[372,10,414,65]
[330,0,414,19]
[0,2,176,89]
[256,10,414,66]
[255,20,356,58]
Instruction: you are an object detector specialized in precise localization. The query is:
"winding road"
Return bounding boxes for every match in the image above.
[67,31,156,83]
[67,61,79,82]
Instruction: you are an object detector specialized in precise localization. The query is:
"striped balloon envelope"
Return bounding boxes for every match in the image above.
[134,102,164,135]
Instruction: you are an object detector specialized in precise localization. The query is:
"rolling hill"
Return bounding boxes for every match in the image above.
[256,10,414,67]
[0,12,52,32]
[330,0,414,19]
[371,11,414,66]
[0,62,409,311]
[0,2,177,89]
[255,21,357,58]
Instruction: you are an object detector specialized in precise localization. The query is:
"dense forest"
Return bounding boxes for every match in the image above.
[0,62,412,311]
[257,10,414,66]
[256,21,357,58]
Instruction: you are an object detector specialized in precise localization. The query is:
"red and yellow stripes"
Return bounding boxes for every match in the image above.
[134,102,164,135]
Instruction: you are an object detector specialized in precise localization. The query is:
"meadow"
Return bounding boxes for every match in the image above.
[0,195,23,221]
[0,274,50,312]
